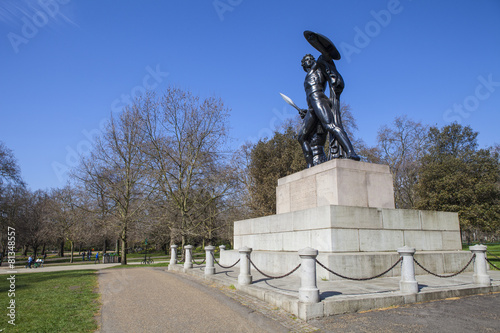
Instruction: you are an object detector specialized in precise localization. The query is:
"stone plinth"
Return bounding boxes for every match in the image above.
[231,160,465,281]
[276,159,395,214]
[234,205,462,252]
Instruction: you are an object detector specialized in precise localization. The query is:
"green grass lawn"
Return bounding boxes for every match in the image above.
[463,243,500,270]
[0,270,99,332]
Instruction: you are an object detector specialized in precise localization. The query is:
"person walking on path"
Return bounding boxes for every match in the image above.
[27,255,33,268]
[95,252,99,264]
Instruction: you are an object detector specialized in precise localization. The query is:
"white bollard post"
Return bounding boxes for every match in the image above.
[219,245,226,252]
[397,246,419,294]
[298,247,320,303]
[238,246,252,285]
[205,245,215,275]
[168,244,178,271]
[470,244,491,286]
[184,245,193,269]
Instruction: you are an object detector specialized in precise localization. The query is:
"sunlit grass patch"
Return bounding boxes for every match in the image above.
[0,270,99,332]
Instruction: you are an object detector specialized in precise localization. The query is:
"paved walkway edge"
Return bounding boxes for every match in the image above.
[168,264,500,321]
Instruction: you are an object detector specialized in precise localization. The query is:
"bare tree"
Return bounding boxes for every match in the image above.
[76,107,152,264]
[0,141,25,261]
[0,141,23,187]
[0,185,26,261]
[17,190,50,258]
[139,88,232,248]
[377,116,429,208]
[47,186,90,263]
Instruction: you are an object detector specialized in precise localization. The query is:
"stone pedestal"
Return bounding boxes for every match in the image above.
[184,245,193,270]
[298,247,320,303]
[470,244,491,286]
[227,161,467,280]
[234,205,462,252]
[238,246,252,285]
[277,159,395,214]
[398,246,419,294]
[204,245,215,275]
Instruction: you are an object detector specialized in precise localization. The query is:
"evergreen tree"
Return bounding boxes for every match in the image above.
[416,123,500,238]
[247,125,304,217]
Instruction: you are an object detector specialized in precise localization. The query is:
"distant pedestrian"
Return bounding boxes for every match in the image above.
[27,255,33,268]
[95,252,99,264]
[82,251,86,261]
[87,250,91,261]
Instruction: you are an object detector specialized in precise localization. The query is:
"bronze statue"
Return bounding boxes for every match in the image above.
[281,31,360,168]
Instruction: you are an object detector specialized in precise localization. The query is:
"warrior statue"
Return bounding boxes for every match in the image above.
[281,31,360,168]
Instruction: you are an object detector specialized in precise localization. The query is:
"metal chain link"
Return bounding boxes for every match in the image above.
[315,257,402,281]
[486,258,500,271]
[413,254,475,278]
[192,257,206,265]
[248,256,301,279]
[486,250,500,261]
[212,252,240,269]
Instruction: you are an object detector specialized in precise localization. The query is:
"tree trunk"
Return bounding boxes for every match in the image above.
[2,238,7,257]
[23,245,28,256]
[70,241,74,263]
[115,239,120,254]
[59,239,65,257]
[103,239,108,254]
[41,243,46,256]
[120,238,127,265]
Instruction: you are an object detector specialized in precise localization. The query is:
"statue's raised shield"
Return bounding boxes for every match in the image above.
[303,30,341,61]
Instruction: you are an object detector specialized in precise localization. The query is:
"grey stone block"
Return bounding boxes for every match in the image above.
[359,229,404,252]
[382,209,421,230]
[420,211,460,231]
[276,159,395,214]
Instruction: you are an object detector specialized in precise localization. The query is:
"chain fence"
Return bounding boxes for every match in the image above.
[192,256,206,265]
[486,258,500,271]
[413,254,475,278]
[315,257,402,281]
[485,250,499,270]
[248,256,301,280]
[212,252,240,269]
[486,251,500,261]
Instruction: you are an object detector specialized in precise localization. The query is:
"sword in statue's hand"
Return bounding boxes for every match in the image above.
[280,93,306,118]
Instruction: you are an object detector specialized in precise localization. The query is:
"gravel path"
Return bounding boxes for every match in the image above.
[97,267,289,333]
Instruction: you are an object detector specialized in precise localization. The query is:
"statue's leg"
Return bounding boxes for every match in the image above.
[297,111,317,168]
[311,94,360,161]
[310,125,327,165]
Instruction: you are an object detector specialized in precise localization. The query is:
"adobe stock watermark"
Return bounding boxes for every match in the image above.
[51,64,169,183]
[5,227,17,327]
[213,0,243,21]
[6,0,73,54]
[339,0,409,63]
[443,74,500,123]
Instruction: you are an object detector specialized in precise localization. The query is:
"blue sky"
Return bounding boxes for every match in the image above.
[1,0,499,191]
